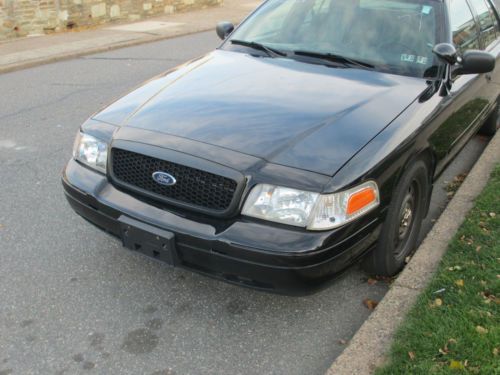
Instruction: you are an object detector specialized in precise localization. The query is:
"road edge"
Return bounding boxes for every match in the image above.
[0,27,211,75]
[326,130,500,375]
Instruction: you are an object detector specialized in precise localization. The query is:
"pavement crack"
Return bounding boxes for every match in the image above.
[81,57,181,62]
[50,82,97,87]
[393,282,424,291]
[0,87,98,122]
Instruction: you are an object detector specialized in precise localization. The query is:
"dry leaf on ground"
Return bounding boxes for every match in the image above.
[363,299,378,310]
[455,279,465,287]
[476,326,489,334]
[449,360,465,370]
[431,298,443,308]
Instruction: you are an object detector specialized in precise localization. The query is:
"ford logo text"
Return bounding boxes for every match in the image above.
[152,171,177,186]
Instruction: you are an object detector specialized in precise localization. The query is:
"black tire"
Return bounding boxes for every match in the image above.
[363,160,430,276]
[478,104,498,136]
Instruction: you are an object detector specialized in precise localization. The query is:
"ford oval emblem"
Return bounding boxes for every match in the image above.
[152,171,177,186]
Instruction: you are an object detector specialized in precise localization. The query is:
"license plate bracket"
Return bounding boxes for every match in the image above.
[118,215,178,266]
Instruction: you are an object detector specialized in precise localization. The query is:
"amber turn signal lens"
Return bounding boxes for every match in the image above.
[346,187,377,215]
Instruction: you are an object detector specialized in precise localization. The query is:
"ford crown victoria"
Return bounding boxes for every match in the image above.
[63,0,500,294]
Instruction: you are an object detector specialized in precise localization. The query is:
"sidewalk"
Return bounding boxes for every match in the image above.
[0,0,261,74]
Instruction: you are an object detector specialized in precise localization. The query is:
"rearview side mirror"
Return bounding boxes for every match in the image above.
[432,43,496,75]
[216,22,234,40]
[455,50,496,75]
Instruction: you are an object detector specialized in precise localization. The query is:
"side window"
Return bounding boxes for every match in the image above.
[449,0,481,52]
[469,0,499,47]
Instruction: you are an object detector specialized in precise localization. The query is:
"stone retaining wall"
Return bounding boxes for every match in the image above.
[0,0,222,40]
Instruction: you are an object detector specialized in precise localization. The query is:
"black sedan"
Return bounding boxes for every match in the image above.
[63,0,500,295]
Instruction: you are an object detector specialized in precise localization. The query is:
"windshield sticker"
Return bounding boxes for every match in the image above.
[401,54,416,63]
[401,55,429,65]
[422,5,432,15]
[416,56,428,65]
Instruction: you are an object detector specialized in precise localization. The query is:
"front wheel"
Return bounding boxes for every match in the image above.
[363,160,430,276]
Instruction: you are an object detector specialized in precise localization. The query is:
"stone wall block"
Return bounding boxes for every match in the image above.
[0,0,222,39]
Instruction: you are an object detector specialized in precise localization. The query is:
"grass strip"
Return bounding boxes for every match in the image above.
[376,164,500,375]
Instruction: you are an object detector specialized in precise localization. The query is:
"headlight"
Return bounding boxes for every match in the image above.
[242,181,379,231]
[73,132,108,173]
[242,184,319,227]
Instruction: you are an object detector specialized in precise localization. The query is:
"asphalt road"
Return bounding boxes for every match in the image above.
[0,31,490,375]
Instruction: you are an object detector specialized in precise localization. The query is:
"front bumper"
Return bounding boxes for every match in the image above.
[62,159,382,295]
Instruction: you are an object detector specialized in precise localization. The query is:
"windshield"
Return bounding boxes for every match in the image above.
[225,0,444,78]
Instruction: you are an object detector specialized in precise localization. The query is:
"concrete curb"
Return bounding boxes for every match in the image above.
[326,130,500,375]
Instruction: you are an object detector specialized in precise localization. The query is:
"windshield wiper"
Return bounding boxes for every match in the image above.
[230,39,287,58]
[292,50,375,69]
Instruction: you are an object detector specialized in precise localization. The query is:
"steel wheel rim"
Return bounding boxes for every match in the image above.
[394,180,419,259]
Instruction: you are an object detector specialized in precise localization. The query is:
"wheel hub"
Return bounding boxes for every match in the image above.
[396,186,416,246]
[399,202,413,239]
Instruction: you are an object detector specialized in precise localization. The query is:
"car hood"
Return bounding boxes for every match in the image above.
[93,50,428,176]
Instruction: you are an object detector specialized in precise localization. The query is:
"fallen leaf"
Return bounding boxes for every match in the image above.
[455,279,465,288]
[367,278,378,286]
[405,256,411,264]
[338,339,348,345]
[476,246,482,252]
[434,298,443,307]
[489,212,496,218]
[481,291,497,302]
[363,299,378,310]
[449,360,465,370]
[476,326,488,334]
[408,351,416,360]
[375,275,395,283]
[493,348,499,356]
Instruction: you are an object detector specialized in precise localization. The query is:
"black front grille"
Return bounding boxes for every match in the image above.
[111,148,238,212]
